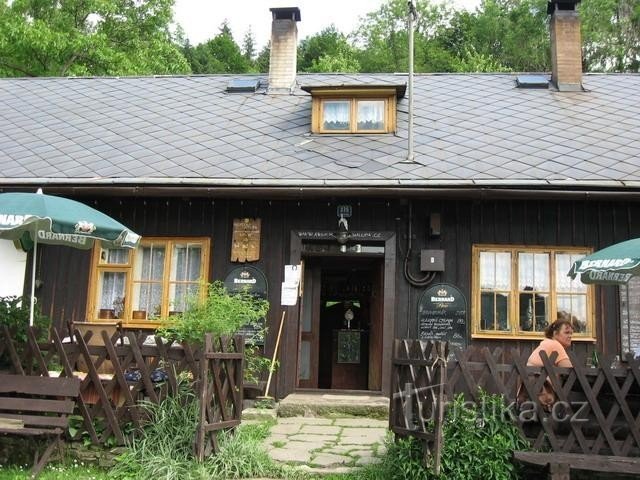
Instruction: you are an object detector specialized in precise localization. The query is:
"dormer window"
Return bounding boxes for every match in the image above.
[302,84,406,135]
[321,98,387,133]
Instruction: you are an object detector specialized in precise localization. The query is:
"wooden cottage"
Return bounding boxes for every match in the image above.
[0,4,639,399]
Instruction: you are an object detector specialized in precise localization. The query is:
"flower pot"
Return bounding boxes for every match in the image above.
[132,310,147,320]
[99,309,115,319]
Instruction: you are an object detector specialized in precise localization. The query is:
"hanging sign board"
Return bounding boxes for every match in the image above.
[417,283,467,356]
[230,218,261,262]
[224,266,268,344]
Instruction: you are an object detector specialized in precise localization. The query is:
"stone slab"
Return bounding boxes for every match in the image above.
[310,452,353,467]
[269,446,312,464]
[300,424,341,435]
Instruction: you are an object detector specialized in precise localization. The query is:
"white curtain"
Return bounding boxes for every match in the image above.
[322,101,350,129]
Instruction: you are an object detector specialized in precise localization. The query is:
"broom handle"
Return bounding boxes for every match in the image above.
[264,311,286,397]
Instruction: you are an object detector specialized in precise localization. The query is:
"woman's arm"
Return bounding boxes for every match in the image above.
[557,358,572,368]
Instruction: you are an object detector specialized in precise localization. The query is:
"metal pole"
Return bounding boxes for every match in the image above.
[29,234,37,326]
[626,284,632,356]
[401,0,417,164]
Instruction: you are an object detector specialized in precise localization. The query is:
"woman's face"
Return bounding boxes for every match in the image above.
[554,324,573,348]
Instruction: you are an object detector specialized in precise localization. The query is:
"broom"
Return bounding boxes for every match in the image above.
[256,311,286,408]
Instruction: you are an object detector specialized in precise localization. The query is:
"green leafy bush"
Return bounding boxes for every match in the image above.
[355,390,529,480]
[158,281,269,344]
[158,281,271,383]
[0,295,49,369]
[0,295,49,341]
[111,379,306,480]
[437,391,529,480]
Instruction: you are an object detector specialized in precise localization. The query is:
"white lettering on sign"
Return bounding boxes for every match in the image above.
[37,230,88,245]
[0,214,27,227]
[431,296,455,302]
[579,258,634,270]
[234,278,257,284]
[586,271,633,283]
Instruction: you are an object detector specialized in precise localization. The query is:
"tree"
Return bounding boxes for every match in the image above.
[581,0,640,72]
[254,43,271,73]
[353,0,455,72]
[188,21,252,73]
[0,0,190,77]
[242,28,256,62]
[297,26,359,72]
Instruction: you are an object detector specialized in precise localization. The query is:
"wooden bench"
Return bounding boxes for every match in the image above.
[514,451,640,479]
[0,374,81,477]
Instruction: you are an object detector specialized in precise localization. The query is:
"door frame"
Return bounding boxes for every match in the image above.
[280,230,396,397]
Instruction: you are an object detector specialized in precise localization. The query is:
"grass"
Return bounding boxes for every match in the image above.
[0,462,108,480]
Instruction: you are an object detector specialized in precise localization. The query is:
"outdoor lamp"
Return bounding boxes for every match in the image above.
[335,214,350,245]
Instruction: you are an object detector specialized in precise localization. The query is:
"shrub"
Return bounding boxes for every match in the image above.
[355,390,529,480]
[157,281,271,383]
[158,281,269,345]
[112,379,306,480]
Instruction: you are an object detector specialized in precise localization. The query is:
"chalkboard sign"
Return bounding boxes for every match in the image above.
[224,266,268,345]
[418,283,467,355]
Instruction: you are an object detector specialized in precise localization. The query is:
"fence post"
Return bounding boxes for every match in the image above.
[432,340,448,476]
[195,333,211,462]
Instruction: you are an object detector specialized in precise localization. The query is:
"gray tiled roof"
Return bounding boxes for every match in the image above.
[0,73,639,190]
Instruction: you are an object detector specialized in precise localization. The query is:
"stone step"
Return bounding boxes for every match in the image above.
[276,392,389,419]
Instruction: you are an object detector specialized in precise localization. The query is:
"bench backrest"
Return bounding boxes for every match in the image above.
[0,374,81,431]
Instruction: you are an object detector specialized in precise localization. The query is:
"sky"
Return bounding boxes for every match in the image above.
[172,0,481,49]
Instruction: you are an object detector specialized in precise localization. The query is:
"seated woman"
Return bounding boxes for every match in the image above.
[527,318,573,368]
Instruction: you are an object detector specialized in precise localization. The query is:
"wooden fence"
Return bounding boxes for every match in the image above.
[390,339,448,474]
[391,341,640,461]
[0,325,244,453]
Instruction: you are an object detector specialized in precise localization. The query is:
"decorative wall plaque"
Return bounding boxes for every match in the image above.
[231,218,261,262]
[337,330,361,364]
[418,283,468,357]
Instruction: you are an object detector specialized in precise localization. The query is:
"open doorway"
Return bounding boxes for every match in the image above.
[297,256,383,391]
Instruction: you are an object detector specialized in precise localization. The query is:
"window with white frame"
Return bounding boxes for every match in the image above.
[88,237,210,326]
[472,245,594,339]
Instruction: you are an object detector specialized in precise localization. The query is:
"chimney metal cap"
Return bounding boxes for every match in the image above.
[547,0,581,14]
[270,7,301,22]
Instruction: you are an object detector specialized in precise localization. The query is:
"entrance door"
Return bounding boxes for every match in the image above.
[297,256,383,391]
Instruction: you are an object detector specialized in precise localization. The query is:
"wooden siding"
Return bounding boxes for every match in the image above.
[35,196,640,397]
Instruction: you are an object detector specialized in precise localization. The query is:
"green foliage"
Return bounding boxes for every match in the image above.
[298,26,360,72]
[436,391,529,480]
[112,380,200,480]
[112,384,306,480]
[187,21,254,74]
[353,391,528,480]
[581,0,640,72]
[158,280,269,345]
[0,0,190,77]
[203,422,306,479]
[0,463,109,479]
[0,295,49,344]
[158,281,271,383]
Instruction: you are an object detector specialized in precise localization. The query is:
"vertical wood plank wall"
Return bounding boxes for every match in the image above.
[36,195,640,397]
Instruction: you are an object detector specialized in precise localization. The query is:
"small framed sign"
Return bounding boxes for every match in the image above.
[231,218,261,262]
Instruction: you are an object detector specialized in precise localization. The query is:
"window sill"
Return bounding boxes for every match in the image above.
[471,333,596,342]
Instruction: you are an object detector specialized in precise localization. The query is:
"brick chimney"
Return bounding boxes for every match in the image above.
[548,0,583,91]
[268,7,301,93]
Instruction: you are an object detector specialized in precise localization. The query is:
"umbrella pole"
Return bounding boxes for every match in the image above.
[627,285,632,356]
[29,235,37,327]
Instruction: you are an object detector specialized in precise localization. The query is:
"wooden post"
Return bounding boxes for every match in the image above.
[195,333,211,462]
[433,341,448,476]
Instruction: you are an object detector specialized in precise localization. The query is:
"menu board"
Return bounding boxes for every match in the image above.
[418,283,467,355]
[224,266,268,344]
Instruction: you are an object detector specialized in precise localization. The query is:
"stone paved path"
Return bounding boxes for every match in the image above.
[261,416,388,475]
